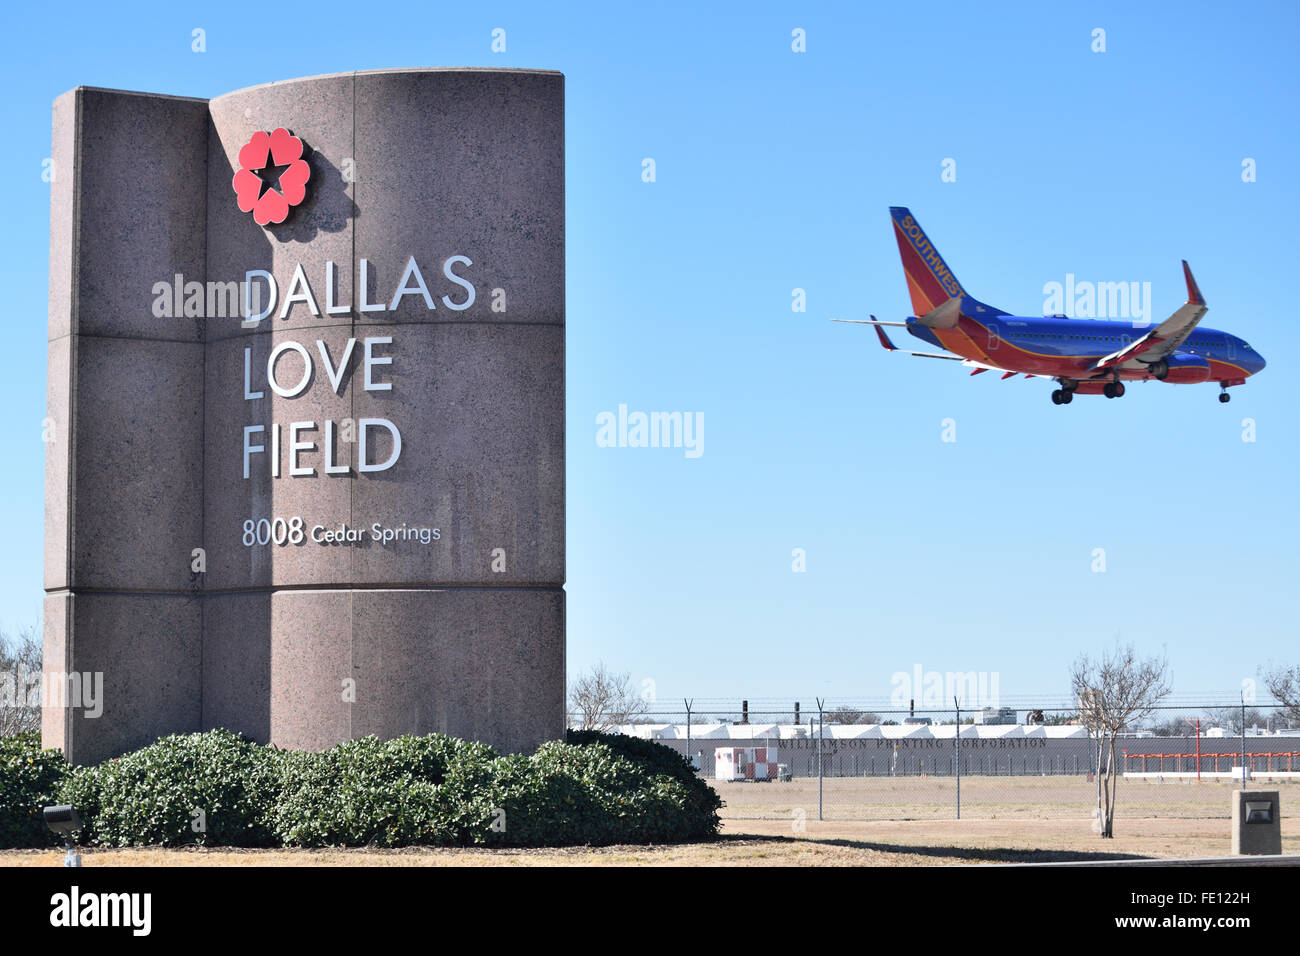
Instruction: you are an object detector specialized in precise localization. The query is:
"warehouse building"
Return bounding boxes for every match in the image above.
[610,722,1300,778]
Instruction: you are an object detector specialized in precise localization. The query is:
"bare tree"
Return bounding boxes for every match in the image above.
[826,706,868,725]
[1042,711,1078,725]
[1262,663,1300,726]
[1147,715,1198,737]
[1071,643,1171,838]
[0,627,42,736]
[567,661,648,731]
[1205,706,1270,735]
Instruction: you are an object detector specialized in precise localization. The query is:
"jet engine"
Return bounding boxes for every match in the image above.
[1147,352,1210,383]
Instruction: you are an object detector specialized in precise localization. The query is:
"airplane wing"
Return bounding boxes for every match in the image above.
[834,317,1045,378]
[830,318,908,328]
[1087,261,1207,375]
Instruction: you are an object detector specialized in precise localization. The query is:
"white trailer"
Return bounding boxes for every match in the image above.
[714,745,779,782]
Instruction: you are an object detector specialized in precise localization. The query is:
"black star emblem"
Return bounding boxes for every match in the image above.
[252,157,292,199]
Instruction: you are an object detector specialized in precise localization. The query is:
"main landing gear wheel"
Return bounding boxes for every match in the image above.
[1103,382,1126,399]
[1219,391,1231,403]
[1051,389,1074,405]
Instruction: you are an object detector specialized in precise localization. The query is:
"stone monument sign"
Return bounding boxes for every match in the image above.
[43,69,565,765]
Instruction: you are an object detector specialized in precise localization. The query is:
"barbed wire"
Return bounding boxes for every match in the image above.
[613,694,1287,712]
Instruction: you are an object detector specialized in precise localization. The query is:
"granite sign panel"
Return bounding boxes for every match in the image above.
[44,69,565,764]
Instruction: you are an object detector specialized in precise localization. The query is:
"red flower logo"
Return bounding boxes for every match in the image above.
[232,128,311,225]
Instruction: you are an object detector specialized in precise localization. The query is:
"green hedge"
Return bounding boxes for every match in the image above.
[490,739,720,846]
[0,729,721,849]
[61,729,282,847]
[272,733,721,847]
[0,732,69,848]
[566,729,722,833]
[271,734,501,847]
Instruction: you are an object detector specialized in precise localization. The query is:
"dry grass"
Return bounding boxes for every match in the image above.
[3,816,1290,867]
[2,775,1292,867]
[714,773,1300,821]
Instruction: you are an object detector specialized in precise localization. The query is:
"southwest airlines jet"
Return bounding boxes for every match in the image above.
[835,207,1266,404]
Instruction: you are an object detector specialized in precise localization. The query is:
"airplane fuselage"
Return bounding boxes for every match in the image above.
[848,206,1269,404]
[906,313,1266,387]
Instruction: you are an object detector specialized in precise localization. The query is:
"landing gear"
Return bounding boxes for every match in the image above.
[1219,391,1231,403]
[1051,378,1079,405]
[1103,382,1126,399]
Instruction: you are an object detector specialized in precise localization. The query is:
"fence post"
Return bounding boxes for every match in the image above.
[684,698,693,772]
[1240,693,1247,790]
[816,697,825,821]
[954,696,961,820]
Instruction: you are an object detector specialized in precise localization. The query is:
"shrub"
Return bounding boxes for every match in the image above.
[0,732,69,849]
[488,739,719,846]
[273,734,721,848]
[272,734,501,847]
[19,728,721,850]
[565,729,722,834]
[60,729,281,847]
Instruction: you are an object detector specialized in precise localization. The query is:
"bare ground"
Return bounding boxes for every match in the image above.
[2,776,1292,866]
[712,774,1300,820]
[3,817,1290,867]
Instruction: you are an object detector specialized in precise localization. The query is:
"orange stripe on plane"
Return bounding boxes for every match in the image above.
[894,221,952,316]
[933,326,989,362]
[1209,359,1249,378]
[904,271,940,316]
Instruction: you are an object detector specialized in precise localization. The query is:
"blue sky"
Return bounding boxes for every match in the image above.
[1,1,1296,709]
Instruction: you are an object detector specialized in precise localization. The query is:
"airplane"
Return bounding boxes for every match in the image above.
[834,207,1266,404]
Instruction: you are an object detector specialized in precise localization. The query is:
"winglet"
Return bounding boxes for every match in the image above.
[1182,260,1205,306]
[872,319,899,351]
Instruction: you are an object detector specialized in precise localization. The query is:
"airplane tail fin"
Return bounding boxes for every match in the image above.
[890,206,968,317]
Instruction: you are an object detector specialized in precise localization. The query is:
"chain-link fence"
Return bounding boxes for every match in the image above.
[574,702,1300,823]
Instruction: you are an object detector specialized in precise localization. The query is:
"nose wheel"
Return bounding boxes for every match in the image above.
[1219,390,1231,403]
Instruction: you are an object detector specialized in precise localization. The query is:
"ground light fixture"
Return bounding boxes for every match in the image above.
[43,805,83,867]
